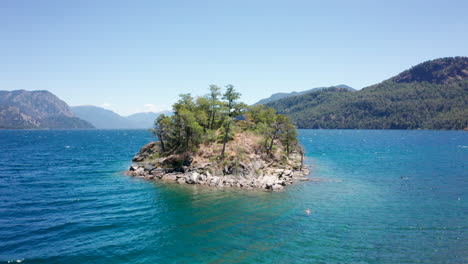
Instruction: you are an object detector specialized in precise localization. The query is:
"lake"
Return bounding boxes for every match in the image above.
[0,129,466,263]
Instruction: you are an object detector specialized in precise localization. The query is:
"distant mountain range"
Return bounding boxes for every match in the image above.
[2,57,466,130]
[0,90,93,129]
[71,105,171,129]
[0,90,171,130]
[267,57,468,130]
[253,84,354,105]
[126,111,173,128]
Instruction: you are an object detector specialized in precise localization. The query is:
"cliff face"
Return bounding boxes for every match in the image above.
[128,132,309,190]
[0,90,94,129]
[0,105,40,129]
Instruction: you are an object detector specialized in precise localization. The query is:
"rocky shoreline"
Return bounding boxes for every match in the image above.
[126,141,310,191]
[127,163,310,190]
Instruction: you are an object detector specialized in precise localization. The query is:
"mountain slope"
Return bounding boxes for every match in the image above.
[391,56,467,84]
[254,84,354,105]
[126,110,172,128]
[71,106,172,129]
[0,90,94,129]
[267,57,468,130]
[71,106,138,129]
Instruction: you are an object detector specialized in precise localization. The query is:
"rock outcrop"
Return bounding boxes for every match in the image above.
[127,132,309,190]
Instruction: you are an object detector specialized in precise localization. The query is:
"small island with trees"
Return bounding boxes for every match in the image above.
[128,85,309,190]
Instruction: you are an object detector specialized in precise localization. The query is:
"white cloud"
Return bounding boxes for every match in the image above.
[96,103,171,116]
[141,104,170,113]
[100,103,113,110]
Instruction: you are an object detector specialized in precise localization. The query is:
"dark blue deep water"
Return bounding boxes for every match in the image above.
[0,130,466,264]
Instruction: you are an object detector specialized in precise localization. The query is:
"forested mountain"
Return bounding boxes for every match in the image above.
[253,84,354,105]
[0,90,94,129]
[266,57,468,130]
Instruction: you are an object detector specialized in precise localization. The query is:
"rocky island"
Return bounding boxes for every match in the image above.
[128,85,309,190]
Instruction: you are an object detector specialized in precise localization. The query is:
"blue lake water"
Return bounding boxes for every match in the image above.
[0,129,466,263]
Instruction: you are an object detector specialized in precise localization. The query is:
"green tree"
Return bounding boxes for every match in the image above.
[280,121,298,155]
[148,84,302,161]
[267,114,288,152]
[152,114,172,153]
[195,96,210,130]
[221,85,241,158]
[178,108,203,152]
[207,85,222,130]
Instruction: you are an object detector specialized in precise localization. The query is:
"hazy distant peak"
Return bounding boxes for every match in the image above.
[71,106,172,129]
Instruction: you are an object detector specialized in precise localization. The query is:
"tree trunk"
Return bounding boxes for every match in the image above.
[210,110,216,130]
[185,128,191,151]
[160,136,165,153]
[221,120,231,158]
[268,130,277,152]
[268,136,275,152]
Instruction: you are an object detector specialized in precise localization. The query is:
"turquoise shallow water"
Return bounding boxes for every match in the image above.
[0,129,466,263]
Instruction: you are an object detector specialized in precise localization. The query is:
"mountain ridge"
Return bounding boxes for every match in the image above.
[253,84,354,105]
[266,57,468,130]
[0,90,94,129]
[71,105,172,129]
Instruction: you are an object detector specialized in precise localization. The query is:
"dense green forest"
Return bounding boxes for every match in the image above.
[266,57,468,130]
[152,85,299,158]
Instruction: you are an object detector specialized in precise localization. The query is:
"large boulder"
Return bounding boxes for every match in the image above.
[129,164,139,171]
[272,184,284,190]
[177,178,186,184]
[161,174,177,182]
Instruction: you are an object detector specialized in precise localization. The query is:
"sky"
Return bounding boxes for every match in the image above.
[1,0,467,116]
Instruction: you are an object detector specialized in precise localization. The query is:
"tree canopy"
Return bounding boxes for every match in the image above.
[151,85,299,158]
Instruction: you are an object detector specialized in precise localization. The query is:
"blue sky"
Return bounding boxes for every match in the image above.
[1,0,467,115]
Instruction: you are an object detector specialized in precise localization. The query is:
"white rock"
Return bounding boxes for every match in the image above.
[177,178,185,184]
[191,172,199,182]
[263,175,276,187]
[197,173,205,182]
[272,184,284,190]
[135,167,145,175]
[275,179,285,186]
[274,169,284,175]
[162,174,177,181]
[211,176,219,182]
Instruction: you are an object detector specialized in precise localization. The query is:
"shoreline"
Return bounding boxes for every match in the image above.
[126,163,310,190]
